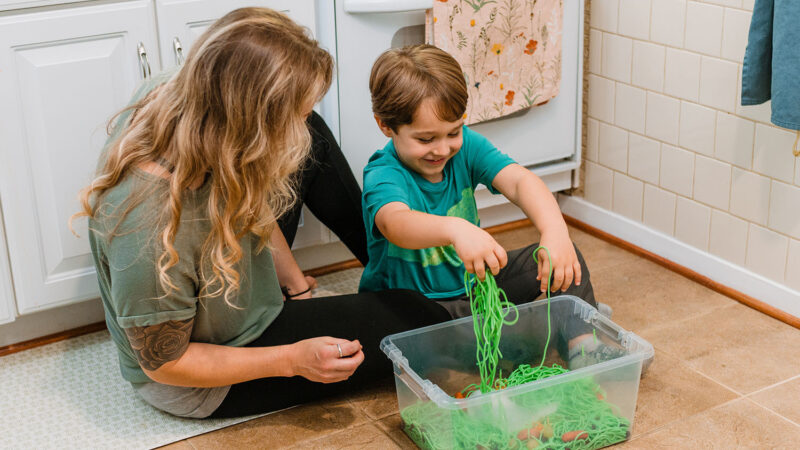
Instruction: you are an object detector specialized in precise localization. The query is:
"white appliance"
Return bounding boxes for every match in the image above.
[333,0,585,226]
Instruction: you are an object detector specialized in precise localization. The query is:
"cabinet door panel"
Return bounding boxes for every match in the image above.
[0,1,158,313]
[0,203,15,324]
[156,0,316,69]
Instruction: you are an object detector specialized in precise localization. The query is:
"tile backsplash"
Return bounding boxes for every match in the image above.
[581,0,800,288]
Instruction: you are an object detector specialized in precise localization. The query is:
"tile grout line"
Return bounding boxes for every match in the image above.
[629,395,747,442]
[634,301,739,337]
[742,372,800,398]
[645,339,745,398]
[740,396,800,429]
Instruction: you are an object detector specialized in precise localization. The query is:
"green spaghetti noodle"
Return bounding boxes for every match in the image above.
[399,246,631,449]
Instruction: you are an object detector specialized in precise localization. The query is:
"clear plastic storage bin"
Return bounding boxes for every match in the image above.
[380,295,654,450]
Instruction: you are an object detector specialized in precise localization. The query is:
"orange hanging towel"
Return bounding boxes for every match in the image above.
[426,0,564,125]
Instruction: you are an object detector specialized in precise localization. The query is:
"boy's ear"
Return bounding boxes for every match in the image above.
[374,115,394,138]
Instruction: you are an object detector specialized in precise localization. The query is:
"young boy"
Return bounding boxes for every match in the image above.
[359,45,621,370]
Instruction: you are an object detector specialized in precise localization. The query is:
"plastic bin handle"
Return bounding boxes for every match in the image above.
[344,0,433,13]
[396,369,430,401]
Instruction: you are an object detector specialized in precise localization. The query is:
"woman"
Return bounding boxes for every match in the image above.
[75,8,450,419]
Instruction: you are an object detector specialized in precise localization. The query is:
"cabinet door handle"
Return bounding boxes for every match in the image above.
[172,37,185,66]
[137,42,152,80]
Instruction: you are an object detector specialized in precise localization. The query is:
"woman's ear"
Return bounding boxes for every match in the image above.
[374,116,394,138]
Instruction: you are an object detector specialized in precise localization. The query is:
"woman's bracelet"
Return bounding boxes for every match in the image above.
[281,285,312,299]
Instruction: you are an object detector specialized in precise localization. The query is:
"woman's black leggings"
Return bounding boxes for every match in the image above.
[209,290,451,418]
[277,111,368,265]
[210,114,451,418]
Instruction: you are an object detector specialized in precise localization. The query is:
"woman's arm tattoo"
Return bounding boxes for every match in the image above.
[124,318,194,371]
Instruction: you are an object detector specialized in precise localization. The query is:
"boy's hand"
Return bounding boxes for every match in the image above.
[536,232,581,293]
[450,219,508,280]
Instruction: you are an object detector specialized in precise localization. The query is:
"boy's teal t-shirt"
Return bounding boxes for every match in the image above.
[359,126,515,298]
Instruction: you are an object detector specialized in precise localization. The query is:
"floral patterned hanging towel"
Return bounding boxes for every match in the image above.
[426,0,563,125]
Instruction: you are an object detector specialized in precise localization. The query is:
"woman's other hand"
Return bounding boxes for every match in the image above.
[289,337,364,383]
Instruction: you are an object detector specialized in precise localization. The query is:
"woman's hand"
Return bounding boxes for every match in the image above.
[449,219,508,281]
[289,337,364,383]
[536,232,581,293]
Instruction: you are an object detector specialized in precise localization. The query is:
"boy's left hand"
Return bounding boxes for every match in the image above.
[536,232,581,293]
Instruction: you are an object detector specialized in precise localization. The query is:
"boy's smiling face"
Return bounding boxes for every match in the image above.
[376,98,464,183]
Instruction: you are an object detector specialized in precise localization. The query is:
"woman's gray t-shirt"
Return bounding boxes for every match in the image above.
[88,74,283,418]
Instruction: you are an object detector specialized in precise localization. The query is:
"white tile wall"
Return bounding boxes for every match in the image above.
[693,155,731,209]
[679,101,716,156]
[660,144,695,197]
[590,29,603,74]
[602,34,633,83]
[746,224,789,283]
[613,172,644,221]
[615,83,646,133]
[585,0,799,295]
[588,75,615,123]
[618,0,651,40]
[643,184,677,235]
[651,0,686,47]
[675,197,711,250]
[699,57,739,112]
[730,167,770,225]
[628,134,661,184]
[591,0,619,32]
[715,112,754,169]
[646,92,681,144]
[769,181,800,240]
[598,123,629,172]
[586,118,600,162]
[787,240,800,291]
[753,124,797,183]
[684,1,724,57]
[706,0,741,8]
[585,161,614,209]
[709,210,748,265]
[665,49,702,101]
[721,8,752,63]
[632,41,665,92]
[796,156,800,187]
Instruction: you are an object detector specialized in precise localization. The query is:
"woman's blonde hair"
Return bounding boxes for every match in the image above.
[73,7,333,304]
[369,45,467,131]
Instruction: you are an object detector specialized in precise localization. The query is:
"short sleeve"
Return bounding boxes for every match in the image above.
[462,126,516,194]
[104,224,198,330]
[362,164,412,240]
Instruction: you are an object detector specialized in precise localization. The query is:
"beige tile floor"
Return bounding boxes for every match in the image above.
[161,225,800,449]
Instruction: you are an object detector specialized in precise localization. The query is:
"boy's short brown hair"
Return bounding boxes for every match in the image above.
[369,45,468,131]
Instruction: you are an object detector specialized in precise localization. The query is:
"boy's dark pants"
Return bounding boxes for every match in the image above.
[436,243,597,360]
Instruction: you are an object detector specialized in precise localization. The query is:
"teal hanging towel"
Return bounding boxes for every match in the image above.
[741,0,800,131]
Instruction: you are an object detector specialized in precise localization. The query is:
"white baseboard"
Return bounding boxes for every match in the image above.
[558,194,800,319]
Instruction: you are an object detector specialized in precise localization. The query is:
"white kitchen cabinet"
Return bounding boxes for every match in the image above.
[155,0,317,69]
[0,203,16,324]
[0,1,159,314]
[0,0,334,320]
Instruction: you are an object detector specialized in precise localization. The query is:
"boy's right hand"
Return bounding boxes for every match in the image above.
[449,218,508,280]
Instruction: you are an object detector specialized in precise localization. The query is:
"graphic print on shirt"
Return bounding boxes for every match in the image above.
[387,187,479,267]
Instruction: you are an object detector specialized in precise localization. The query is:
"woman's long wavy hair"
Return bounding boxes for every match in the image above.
[73,7,333,304]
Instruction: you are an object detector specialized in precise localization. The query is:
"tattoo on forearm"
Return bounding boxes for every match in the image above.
[125,318,194,371]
